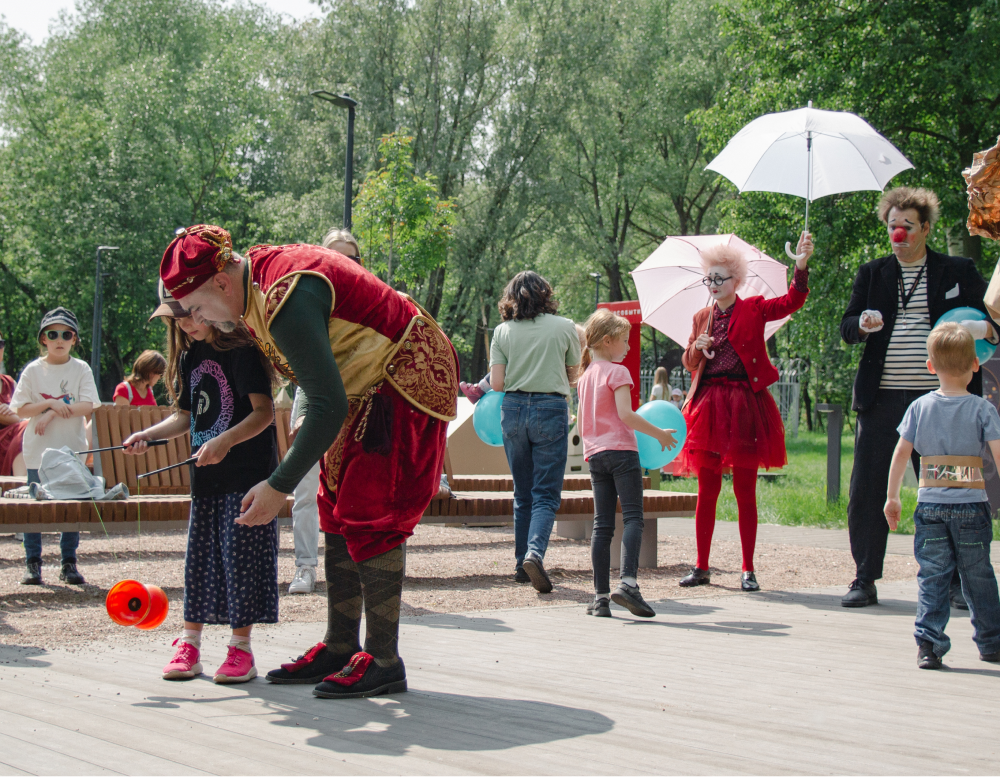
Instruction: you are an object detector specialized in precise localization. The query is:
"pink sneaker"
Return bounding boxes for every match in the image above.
[162,638,203,680]
[214,645,257,684]
[459,381,486,404]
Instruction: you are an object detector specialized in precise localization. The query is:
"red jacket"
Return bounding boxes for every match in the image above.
[682,283,809,408]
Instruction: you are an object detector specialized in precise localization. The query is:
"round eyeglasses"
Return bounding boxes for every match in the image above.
[701,274,733,288]
[44,330,75,341]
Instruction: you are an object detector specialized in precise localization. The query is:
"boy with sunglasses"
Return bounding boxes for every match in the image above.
[10,307,100,585]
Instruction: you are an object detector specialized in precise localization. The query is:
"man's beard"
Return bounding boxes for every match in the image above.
[206,318,236,333]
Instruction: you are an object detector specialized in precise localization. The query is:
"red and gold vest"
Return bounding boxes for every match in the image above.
[242,244,458,422]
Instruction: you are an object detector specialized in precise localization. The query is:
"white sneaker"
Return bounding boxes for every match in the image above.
[288,566,316,594]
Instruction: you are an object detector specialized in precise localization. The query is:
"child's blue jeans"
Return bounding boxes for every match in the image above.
[22,469,81,562]
[914,501,1000,657]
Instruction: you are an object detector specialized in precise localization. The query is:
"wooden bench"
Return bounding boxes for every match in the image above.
[448,475,652,491]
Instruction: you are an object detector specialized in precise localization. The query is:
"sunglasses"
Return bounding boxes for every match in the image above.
[44,330,76,341]
[701,274,733,288]
[347,255,362,264]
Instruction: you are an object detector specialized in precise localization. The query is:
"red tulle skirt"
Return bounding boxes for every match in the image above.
[674,377,787,476]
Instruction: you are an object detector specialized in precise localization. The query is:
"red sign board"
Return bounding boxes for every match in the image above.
[597,301,643,410]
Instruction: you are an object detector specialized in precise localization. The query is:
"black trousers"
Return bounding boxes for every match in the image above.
[848,388,927,582]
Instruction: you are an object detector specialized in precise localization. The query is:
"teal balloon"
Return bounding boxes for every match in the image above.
[473,390,505,447]
[635,400,687,470]
[936,307,997,362]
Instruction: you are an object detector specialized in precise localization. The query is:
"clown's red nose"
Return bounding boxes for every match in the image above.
[892,227,908,243]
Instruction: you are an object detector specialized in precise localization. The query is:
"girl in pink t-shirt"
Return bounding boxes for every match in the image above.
[577,310,676,618]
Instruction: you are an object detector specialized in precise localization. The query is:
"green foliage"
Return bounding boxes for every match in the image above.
[353,133,454,292]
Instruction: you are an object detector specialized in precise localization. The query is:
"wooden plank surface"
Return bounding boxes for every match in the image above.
[0,580,996,774]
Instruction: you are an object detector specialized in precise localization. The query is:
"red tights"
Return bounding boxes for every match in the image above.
[695,466,758,572]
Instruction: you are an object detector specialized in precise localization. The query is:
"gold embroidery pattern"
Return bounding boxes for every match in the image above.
[384,317,458,421]
[249,333,297,383]
[264,278,295,325]
[322,396,365,493]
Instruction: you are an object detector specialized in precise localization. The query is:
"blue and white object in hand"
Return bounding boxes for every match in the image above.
[936,306,997,362]
[635,400,687,470]
[472,390,505,447]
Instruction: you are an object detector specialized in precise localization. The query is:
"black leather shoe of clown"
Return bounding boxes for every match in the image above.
[266,643,355,684]
[312,652,407,699]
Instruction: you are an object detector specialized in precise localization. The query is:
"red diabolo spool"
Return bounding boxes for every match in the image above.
[891,227,908,243]
[106,580,169,629]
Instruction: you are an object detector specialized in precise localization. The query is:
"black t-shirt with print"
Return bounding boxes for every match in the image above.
[179,341,277,497]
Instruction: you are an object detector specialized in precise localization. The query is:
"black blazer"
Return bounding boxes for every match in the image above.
[840,248,999,412]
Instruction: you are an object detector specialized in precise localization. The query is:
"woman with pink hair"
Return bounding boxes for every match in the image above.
[676,233,813,591]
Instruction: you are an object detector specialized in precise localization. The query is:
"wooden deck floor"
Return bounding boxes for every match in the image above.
[1,578,998,775]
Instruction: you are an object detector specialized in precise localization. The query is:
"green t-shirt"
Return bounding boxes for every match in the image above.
[489,313,581,396]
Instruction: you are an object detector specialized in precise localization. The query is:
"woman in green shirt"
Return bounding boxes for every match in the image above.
[490,271,582,592]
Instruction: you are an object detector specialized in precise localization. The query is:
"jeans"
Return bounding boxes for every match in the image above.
[501,392,568,566]
[589,449,644,594]
[22,469,80,562]
[849,389,926,582]
[913,502,1000,657]
[291,462,321,567]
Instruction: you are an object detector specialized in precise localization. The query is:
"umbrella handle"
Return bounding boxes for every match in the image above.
[785,241,807,261]
[700,348,715,360]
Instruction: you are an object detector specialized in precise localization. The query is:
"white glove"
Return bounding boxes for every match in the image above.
[859,310,884,333]
[960,319,991,340]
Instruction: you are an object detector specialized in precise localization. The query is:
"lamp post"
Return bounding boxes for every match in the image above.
[589,272,602,309]
[91,245,119,393]
[310,90,359,231]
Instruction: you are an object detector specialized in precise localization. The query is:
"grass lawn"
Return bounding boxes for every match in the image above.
[659,429,1000,541]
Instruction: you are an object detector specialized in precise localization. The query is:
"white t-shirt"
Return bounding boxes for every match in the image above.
[10,357,100,469]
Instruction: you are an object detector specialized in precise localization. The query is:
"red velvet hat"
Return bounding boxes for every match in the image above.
[160,224,234,299]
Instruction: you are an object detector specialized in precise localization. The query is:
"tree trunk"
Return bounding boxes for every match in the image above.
[962,231,983,267]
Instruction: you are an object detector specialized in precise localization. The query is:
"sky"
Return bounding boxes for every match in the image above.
[2,0,324,43]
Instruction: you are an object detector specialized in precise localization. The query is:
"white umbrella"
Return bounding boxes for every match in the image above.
[706,102,913,259]
[632,233,791,350]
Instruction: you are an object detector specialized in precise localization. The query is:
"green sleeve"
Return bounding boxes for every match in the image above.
[266,276,348,493]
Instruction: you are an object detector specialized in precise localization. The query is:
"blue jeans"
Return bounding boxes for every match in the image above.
[22,469,80,562]
[589,449,644,594]
[913,501,1000,657]
[501,392,568,567]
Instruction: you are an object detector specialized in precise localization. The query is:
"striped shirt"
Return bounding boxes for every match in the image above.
[880,255,939,390]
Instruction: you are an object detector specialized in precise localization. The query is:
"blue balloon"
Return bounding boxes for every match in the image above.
[635,400,687,470]
[472,390,505,447]
[936,306,997,362]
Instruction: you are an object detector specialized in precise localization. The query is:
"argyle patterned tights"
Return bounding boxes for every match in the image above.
[323,532,404,667]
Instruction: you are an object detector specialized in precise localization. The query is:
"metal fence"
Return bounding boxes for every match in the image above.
[662,358,804,438]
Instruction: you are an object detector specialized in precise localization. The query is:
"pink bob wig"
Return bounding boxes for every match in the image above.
[699,244,749,290]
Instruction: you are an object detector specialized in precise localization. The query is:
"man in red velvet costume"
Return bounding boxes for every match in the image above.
[159,225,458,699]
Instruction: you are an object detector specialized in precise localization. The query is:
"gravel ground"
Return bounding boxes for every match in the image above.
[0,524,917,649]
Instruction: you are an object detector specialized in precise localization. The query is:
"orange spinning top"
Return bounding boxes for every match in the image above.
[106,580,169,629]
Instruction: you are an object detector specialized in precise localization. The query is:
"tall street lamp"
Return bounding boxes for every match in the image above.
[91,245,119,393]
[310,90,358,231]
[589,272,602,309]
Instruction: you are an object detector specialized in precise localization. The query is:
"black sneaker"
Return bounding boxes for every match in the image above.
[951,592,970,611]
[266,643,356,684]
[611,582,656,617]
[21,558,41,586]
[679,567,710,587]
[841,579,878,608]
[917,640,942,670]
[514,567,531,584]
[522,553,553,593]
[312,652,407,699]
[59,559,85,585]
[741,571,760,592]
[980,650,1000,663]
[587,597,611,617]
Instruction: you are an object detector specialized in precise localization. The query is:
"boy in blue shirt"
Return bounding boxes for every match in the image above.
[885,322,1000,669]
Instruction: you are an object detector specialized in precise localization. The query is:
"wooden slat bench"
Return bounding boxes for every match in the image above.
[449,475,652,491]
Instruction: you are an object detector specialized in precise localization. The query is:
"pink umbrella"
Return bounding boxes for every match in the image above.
[631,234,791,350]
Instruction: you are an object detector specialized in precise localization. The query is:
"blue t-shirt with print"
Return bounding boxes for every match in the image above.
[897,391,1000,504]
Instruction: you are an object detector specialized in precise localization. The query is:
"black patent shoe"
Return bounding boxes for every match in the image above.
[59,559,85,585]
[313,652,407,699]
[522,553,553,593]
[741,571,760,592]
[514,567,531,584]
[266,643,357,684]
[841,579,878,608]
[587,597,611,617]
[679,567,710,587]
[917,640,942,670]
[21,558,42,586]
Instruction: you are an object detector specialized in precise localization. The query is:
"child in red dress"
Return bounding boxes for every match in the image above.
[676,233,813,591]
